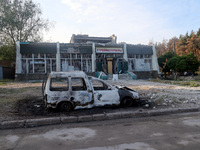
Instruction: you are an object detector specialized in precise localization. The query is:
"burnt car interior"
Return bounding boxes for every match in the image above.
[71,77,87,91]
[50,77,69,91]
[91,79,111,90]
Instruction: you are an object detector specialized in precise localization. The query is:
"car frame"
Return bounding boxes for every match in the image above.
[42,71,140,111]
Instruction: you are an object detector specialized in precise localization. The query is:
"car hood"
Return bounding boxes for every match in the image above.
[115,85,137,92]
[115,85,140,100]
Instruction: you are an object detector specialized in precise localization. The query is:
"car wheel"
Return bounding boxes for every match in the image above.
[59,101,72,112]
[121,97,133,107]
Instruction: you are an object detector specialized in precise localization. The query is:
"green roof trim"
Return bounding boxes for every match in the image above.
[20,42,30,44]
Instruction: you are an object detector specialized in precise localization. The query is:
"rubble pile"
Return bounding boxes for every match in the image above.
[107,79,200,109]
[118,74,133,80]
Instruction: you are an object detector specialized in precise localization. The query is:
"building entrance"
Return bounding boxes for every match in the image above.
[107,58,113,74]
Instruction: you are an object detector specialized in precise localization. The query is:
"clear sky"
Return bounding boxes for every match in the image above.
[35,0,200,45]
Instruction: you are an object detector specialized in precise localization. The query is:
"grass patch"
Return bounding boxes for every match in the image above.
[0,87,38,94]
[155,96,165,104]
[0,79,14,82]
[0,82,7,85]
[189,82,199,87]
[151,78,200,87]
[0,79,14,85]
[194,75,200,81]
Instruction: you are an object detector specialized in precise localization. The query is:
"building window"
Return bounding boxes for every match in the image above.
[60,54,92,72]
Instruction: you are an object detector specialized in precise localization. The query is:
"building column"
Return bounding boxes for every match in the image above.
[56,42,61,72]
[152,45,160,74]
[123,43,128,61]
[15,41,22,74]
[92,43,96,72]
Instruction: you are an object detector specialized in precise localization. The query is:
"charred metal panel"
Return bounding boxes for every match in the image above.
[91,77,120,106]
[116,85,140,101]
[44,71,94,109]
[93,90,120,106]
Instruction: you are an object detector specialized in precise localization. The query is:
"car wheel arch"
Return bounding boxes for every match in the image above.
[120,96,134,107]
[57,101,74,111]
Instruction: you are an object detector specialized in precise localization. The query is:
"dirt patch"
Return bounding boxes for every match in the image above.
[0,80,199,122]
[14,96,150,118]
[16,97,46,116]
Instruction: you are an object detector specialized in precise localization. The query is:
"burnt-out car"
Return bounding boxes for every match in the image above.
[42,71,140,111]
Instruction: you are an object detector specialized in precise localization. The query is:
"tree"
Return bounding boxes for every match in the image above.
[166,53,199,75]
[155,39,168,57]
[167,37,178,54]
[0,0,50,46]
[186,53,200,74]
[175,56,189,73]
[177,34,188,55]
[0,44,15,60]
[158,51,174,76]
[167,56,178,71]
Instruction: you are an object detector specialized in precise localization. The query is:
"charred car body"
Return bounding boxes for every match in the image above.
[42,71,140,111]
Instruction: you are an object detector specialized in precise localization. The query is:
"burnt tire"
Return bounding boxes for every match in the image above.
[59,101,72,112]
[121,97,133,107]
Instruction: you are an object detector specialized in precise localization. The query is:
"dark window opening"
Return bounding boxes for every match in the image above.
[92,79,110,90]
[50,77,68,91]
[71,77,87,91]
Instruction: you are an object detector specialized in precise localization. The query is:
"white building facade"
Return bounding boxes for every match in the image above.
[15,35,159,80]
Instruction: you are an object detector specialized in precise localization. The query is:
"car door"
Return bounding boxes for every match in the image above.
[91,78,120,106]
[70,77,93,109]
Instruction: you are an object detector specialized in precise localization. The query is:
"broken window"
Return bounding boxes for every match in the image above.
[92,79,110,90]
[50,77,69,91]
[128,59,135,71]
[21,53,56,74]
[60,54,92,72]
[71,78,87,91]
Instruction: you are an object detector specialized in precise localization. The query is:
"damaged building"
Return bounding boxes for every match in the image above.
[15,34,159,80]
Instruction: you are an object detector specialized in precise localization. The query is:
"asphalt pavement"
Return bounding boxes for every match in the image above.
[0,106,199,129]
[1,112,200,150]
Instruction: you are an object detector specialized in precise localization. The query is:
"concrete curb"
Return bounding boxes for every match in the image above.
[0,107,199,129]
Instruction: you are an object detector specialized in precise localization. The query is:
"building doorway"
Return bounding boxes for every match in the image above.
[107,58,113,74]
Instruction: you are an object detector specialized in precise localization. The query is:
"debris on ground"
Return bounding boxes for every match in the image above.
[0,79,200,122]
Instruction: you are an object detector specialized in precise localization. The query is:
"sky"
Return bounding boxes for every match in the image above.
[35,0,200,45]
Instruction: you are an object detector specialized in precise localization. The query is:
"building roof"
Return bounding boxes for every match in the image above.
[20,42,57,54]
[20,42,93,54]
[20,42,153,55]
[127,44,153,55]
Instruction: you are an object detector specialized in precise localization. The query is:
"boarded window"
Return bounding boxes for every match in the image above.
[50,77,68,91]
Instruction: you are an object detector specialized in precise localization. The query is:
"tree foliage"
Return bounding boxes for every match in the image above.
[185,53,200,73]
[0,44,15,60]
[0,0,50,46]
[158,51,174,75]
[160,53,200,75]
[167,57,178,71]
[155,28,200,62]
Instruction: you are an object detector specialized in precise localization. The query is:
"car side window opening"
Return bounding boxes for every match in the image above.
[92,79,111,90]
[71,77,87,91]
[50,77,69,91]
